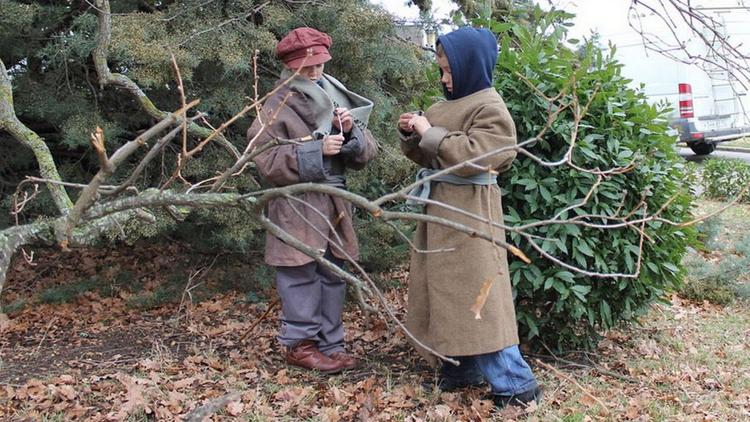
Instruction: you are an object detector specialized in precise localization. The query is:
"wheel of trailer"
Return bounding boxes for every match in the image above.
[689,141,715,155]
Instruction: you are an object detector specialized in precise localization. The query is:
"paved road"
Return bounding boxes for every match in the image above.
[678,147,750,164]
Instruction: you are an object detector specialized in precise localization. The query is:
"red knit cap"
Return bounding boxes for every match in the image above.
[276,27,332,68]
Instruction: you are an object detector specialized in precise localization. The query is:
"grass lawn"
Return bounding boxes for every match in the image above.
[529,298,750,421]
[720,136,750,150]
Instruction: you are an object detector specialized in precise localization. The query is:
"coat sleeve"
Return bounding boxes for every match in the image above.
[398,128,434,168]
[419,104,517,177]
[248,95,326,186]
[339,125,378,170]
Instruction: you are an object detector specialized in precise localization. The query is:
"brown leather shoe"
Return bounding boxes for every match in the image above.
[285,340,345,374]
[328,351,359,370]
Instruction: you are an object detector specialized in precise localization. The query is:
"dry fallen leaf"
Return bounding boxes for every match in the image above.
[321,407,342,422]
[57,375,75,384]
[276,369,291,385]
[625,405,640,419]
[579,393,598,407]
[226,400,244,416]
[470,279,494,320]
[525,399,538,413]
[172,377,195,390]
[55,385,77,401]
[116,374,146,416]
[331,386,350,405]
[0,313,11,333]
[432,404,452,419]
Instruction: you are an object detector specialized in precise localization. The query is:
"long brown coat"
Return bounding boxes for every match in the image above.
[400,88,519,361]
[249,79,378,267]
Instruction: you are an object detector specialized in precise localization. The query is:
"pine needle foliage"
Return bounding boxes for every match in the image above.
[1,0,430,245]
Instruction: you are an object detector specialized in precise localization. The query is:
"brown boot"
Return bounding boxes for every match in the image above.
[285,340,345,374]
[328,351,359,370]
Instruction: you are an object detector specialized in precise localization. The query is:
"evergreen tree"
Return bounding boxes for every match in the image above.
[0,0,430,230]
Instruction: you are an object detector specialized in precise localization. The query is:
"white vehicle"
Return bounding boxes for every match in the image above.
[598,2,750,154]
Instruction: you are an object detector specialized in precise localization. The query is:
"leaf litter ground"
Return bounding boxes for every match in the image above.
[1,201,749,421]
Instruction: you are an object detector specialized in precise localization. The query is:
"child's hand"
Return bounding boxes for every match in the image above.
[322,134,344,156]
[333,107,354,134]
[408,115,431,136]
[398,112,416,133]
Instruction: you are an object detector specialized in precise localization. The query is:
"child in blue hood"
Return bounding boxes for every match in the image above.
[397,26,541,408]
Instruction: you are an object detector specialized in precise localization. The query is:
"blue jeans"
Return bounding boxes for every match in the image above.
[442,345,538,396]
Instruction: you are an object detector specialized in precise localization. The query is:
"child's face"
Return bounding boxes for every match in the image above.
[292,63,325,81]
[437,53,453,94]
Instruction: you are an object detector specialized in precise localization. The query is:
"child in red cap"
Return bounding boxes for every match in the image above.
[249,27,378,374]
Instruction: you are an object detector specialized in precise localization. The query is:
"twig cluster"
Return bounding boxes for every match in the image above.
[627,0,750,120]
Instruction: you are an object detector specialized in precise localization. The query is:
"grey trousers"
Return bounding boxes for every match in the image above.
[275,252,346,354]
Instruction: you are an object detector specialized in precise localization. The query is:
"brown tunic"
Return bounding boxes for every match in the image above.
[249,80,378,267]
[400,88,519,361]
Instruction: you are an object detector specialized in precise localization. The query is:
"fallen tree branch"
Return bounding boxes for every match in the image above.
[528,352,640,384]
[60,101,199,249]
[184,392,241,422]
[240,299,280,342]
[535,358,611,415]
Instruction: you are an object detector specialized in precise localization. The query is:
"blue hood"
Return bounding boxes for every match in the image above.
[437,27,498,100]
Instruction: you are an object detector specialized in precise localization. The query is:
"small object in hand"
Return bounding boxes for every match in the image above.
[333,109,343,131]
[408,110,424,129]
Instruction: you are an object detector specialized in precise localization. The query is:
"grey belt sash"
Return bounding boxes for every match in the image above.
[407,167,498,205]
[321,175,346,188]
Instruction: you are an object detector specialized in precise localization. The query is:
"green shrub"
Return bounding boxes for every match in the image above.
[357,218,413,274]
[680,232,750,304]
[735,283,750,301]
[679,276,736,305]
[695,216,723,251]
[485,8,695,348]
[243,265,277,303]
[682,160,702,194]
[38,277,99,304]
[701,158,750,203]
[216,258,275,294]
[1,299,27,315]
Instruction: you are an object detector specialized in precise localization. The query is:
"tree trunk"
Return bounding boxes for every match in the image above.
[0,59,73,214]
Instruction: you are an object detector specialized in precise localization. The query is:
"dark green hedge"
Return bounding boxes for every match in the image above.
[489,8,696,348]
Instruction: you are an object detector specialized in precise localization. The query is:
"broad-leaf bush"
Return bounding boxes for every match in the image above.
[489,8,695,348]
[701,158,750,203]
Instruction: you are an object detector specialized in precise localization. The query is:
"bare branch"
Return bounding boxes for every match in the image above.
[92,0,240,159]
[174,2,270,47]
[628,0,750,90]
[106,114,206,197]
[386,221,456,254]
